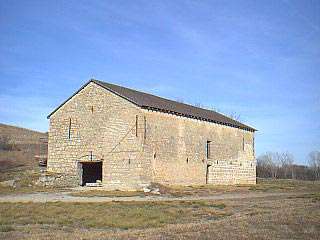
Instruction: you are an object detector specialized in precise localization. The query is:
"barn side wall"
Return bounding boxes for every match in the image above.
[143,109,256,185]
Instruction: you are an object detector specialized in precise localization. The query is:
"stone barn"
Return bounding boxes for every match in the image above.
[47,79,256,189]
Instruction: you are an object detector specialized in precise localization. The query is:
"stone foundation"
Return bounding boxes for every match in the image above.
[36,172,79,187]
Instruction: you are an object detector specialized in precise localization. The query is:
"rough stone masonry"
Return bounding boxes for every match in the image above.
[47,80,256,190]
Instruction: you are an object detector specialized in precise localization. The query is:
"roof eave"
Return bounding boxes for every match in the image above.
[47,79,257,132]
[142,105,256,132]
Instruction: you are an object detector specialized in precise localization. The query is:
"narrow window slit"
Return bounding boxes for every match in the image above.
[206,141,211,159]
[135,115,138,137]
[68,118,72,140]
[144,116,146,141]
[253,136,255,155]
[242,136,245,151]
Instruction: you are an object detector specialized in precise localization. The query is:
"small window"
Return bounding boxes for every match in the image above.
[186,158,189,164]
[68,118,72,140]
[206,141,211,159]
[144,116,146,141]
[242,136,245,151]
[90,106,94,113]
[253,136,255,155]
[135,115,138,137]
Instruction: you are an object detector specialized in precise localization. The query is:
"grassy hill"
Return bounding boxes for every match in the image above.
[0,123,47,174]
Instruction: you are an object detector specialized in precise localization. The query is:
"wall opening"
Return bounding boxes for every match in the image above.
[68,118,72,140]
[253,135,255,155]
[79,161,102,186]
[144,116,146,142]
[242,136,245,151]
[206,140,211,159]
[135,115,138,137]
[206,164,211,184]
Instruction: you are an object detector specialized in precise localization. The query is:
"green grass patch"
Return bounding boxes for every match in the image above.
[0,225,15,232]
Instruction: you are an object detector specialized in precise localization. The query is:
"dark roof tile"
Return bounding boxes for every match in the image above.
[48,79,256,131]
[92,80,256,131]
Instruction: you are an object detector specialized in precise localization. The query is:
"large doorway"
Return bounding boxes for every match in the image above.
[79,161,102,186]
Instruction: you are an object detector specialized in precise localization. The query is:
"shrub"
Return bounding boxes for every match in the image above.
[0,136,14,151]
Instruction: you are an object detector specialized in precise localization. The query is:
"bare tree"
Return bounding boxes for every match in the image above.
[206,105,221,113]
[271,152,282,178]
[175,98,185,103]
[228,112,241,121]
[257,151,320,181]
[309,151,320,181]
[194,102,204,108]
[257,151,295,179]
[280,152,294,179]
[190,103,242,121]
[257,152,280,178]
[0,135,14,151]
[257,153,272,178]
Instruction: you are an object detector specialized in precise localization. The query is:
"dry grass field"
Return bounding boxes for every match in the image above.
[69,178,320,197]
[0,123,319,239]
[0,123,47,172]
[0,179,319,240]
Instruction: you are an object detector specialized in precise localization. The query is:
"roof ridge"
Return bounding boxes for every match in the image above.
[91,79,256,131]
[47,79,256,131]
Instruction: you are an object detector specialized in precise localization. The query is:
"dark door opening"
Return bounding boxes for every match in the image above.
[80,162,102,186]
[206,164,211,184]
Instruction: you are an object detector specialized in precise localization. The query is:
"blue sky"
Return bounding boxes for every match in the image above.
[0,0,319,164]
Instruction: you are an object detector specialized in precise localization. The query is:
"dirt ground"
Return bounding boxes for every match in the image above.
[0,191,310,203]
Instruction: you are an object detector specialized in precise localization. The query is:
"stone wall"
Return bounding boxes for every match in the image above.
[143,109,256,185]
[48,82,256,189]
[36,172,79,187]
[47,82,152,189]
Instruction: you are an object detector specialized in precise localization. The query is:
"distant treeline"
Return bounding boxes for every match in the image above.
[257,151,320,181]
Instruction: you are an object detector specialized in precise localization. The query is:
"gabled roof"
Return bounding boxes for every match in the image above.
[48,79,256,132]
